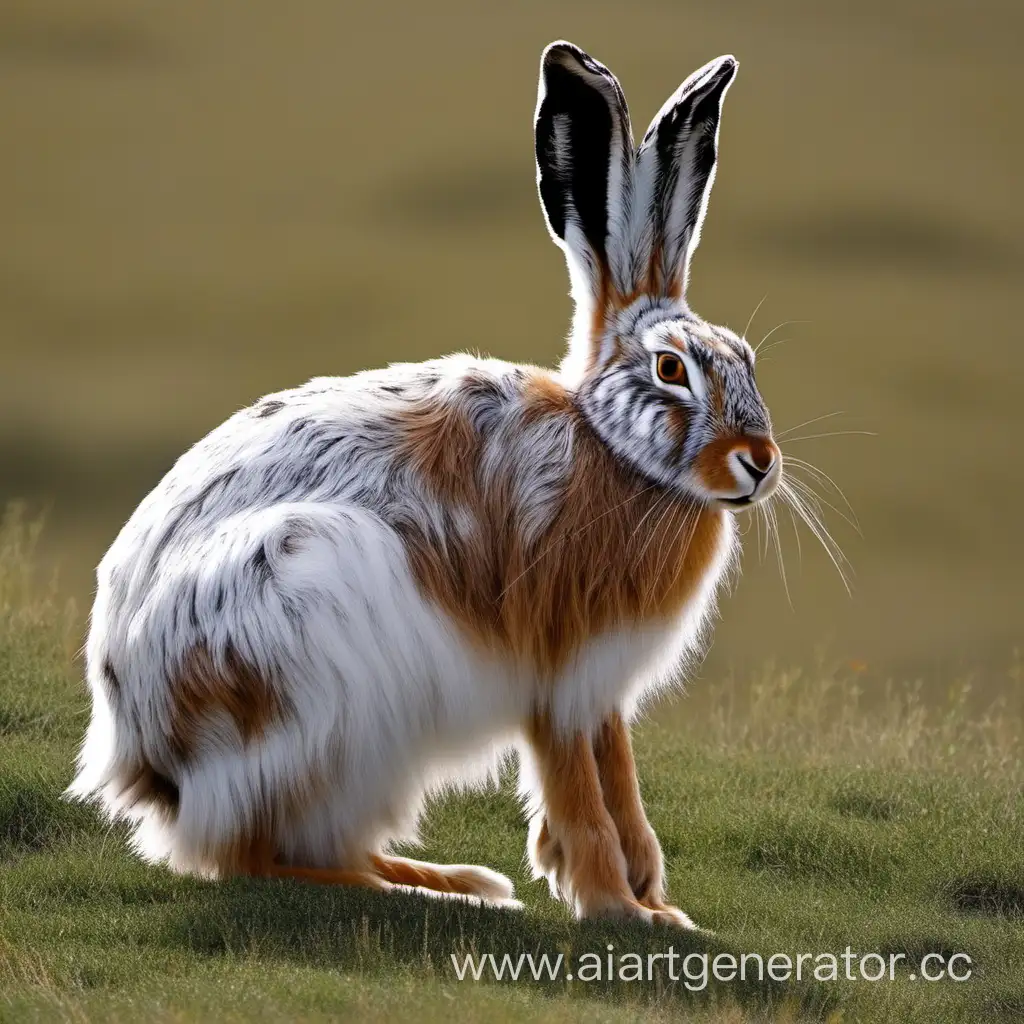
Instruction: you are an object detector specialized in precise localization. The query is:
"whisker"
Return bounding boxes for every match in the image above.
[776,410,845,440]
[754,503,766,563]
[640,500,681,616]
[635,495,686,615]
[659,503,704,612]
[785,501,804,567]
[741,292,769,341]
[627,490,671,555]
[780,454,857,516]
[758,503,772,566]
[780,490,840,586]
[783,466,862,535]
[633,492,676,567]
[782,478,842,553]
[756,336,793,360]
[782,430,877,443]
[779,480,852,593]
[753,319,810,355]
[765,498,792,608]
[783,472,834,518]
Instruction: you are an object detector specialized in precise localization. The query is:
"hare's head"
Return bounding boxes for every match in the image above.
[536,42,780,510]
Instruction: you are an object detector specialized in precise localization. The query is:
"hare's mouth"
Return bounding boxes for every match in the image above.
[717,472,781,509]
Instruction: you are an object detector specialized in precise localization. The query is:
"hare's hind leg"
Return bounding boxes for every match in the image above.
[370,854,518,906]
[222,812,518,906]
[231,841,518,906]
[228,834,392,891]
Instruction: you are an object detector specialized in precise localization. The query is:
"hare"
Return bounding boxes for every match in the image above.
[68,41,781,927]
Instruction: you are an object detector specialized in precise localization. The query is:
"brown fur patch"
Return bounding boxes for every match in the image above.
[394,398,480,507]
[647,242,667,297]
[587,267,657,369]
[395,380,724,676]
[168,643,287,760]
[584,251,696,372]
[521,369,575,424]
[693,435,742,493]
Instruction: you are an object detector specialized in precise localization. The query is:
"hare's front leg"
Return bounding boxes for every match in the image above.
[593,712,696,928]
[524,713,681,925]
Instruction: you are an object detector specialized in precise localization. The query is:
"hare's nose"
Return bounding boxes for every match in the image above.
[737,454,770,484]
[738,436,778,478]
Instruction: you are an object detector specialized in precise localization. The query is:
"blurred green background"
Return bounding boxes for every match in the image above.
[1,0,1021,692]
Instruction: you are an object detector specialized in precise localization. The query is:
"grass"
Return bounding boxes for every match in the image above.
[0,506,1021,1023]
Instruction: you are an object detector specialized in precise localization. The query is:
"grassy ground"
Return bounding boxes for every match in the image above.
[0,509,1021,1023]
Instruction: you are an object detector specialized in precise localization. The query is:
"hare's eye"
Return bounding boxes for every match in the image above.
[656,353,688,387]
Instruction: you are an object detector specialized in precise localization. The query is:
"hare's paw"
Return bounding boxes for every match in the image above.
[575,891,698,929]
[619,823,667,905]
[556,822,696,929]
[549,820,680,927]
[618,825,698,927]
[642,902,699,929]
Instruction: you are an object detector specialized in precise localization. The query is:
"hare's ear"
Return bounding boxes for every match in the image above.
[535,42,634,365]
[635,55,737,299]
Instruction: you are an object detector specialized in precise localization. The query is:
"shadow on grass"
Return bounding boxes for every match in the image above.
[982,993,1024,1023]
[154,874,835,1018]
[878,934,973,976]
[945,876,1024,921]
[0,768,97,860]
[740,816,898,888]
